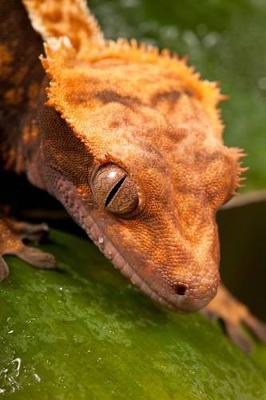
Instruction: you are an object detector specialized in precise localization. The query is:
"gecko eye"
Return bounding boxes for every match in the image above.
[91,164,139,215]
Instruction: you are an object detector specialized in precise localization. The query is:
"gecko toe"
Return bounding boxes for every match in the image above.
[0,256,10,282]
[243,314,266,344]
[7,220,49,243]
[202,285,266,352]
[225,322,253,353]
[0,217,56,280]
[15,246,56,269]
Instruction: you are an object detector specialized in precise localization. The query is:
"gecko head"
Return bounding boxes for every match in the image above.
[82,140,241,312]
[39,44,245,312]
[39,101,243,313]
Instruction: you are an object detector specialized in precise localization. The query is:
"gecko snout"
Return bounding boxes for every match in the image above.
[171,271,220,312]
[160,258,221,312]
[144,264,219,313]
[170,283,218,312]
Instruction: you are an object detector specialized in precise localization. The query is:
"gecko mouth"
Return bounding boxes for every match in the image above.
[80,213,175,309]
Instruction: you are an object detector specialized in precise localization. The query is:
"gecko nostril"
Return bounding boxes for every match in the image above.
[175,283,187,296]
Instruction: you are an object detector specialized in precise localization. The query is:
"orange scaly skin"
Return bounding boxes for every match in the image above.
[0,0,265,351]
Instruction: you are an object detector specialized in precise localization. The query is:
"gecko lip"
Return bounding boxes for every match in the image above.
[81,214,174,309]
[79,213,215,312]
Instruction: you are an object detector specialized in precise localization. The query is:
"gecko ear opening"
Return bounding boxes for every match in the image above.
[91,164,139,215]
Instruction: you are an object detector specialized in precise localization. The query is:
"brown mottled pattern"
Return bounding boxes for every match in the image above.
[151,89,181,106]
[0,0,44,172]
[22,0,104,51]
[36,100,94,185]
[95,90,141,108]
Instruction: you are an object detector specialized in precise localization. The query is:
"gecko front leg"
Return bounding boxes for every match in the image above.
[202,285,266,352]
[0,217,55,281]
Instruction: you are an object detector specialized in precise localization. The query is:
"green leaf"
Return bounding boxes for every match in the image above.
[90,0,266,191]
[1,229,266,399]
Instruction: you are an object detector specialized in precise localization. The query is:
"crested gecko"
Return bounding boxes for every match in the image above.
[0,0,265,352]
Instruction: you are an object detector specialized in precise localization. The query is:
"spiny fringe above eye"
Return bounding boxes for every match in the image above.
[43,36,226,139]
[88,38,225,105]
[229,147,248,192]
[43,36,224,100]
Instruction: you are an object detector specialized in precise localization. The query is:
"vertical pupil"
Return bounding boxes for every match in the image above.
[105,175,127,207]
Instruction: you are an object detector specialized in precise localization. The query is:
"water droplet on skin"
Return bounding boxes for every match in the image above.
[98,237,104,244]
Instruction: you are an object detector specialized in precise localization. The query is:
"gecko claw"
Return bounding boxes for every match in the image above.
[202,285,266,352]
